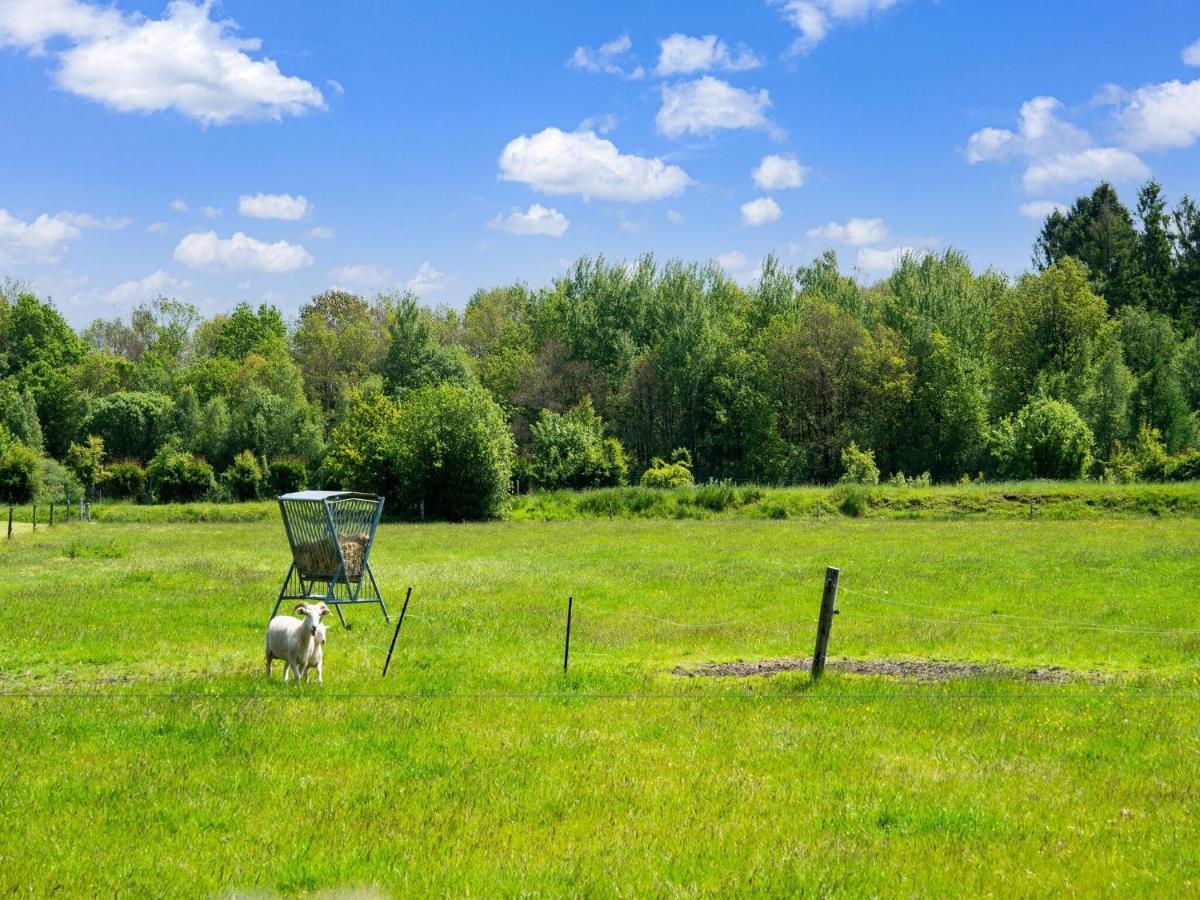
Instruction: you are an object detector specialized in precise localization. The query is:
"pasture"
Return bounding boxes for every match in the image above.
[2,504,1199,895]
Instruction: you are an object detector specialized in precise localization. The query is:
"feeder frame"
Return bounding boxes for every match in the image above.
[271,490,388,629]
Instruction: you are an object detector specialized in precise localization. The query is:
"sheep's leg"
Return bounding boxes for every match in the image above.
[265,654,272,679]
[288,660,303,683]
[315,660,323,685]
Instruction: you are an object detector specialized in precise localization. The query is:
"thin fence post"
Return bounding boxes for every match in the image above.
[31,504,36,531]
[811,566,840,680]
[49,502,54,527]
[6,506,11,540]
[380,586,413,678]
[563,595,574,673]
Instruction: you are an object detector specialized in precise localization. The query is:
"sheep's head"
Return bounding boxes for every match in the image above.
[293,602,331,638]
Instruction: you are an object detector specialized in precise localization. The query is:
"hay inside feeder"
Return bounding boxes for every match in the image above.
[292,532,371,581]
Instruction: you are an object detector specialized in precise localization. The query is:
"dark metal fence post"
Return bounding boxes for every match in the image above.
[811,567,840,680]
[563,595,574,673]
[381,586,413,678]
[6,506,11,539]
[49,503,54,527]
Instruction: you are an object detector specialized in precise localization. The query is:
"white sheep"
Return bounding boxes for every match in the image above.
[265,602,330,684]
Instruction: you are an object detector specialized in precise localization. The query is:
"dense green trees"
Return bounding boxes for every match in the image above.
[1,178,1199,516]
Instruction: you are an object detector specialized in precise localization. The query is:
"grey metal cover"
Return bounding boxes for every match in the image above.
[277,490,382,502]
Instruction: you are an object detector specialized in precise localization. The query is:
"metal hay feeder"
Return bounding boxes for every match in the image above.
[271,490,388,628]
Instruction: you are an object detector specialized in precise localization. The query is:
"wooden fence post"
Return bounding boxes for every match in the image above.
[6,506,11,540]
[31,504,36,531]
[811,566,840,680]
[49,502,54,527]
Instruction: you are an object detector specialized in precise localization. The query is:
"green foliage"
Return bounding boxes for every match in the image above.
[266,456,308,496]
[839,441,881,485]
[0,441,41,504]
[0,385,44,452]
[640,448,695,488]
[147,444,216,503]
[529,397,627,489]
[82,391,173,462]
[65,435,106,493]
[991,397,1094,480]
[222,450,264,502]
[101,461,147,500]
[326,385,515,519]
[36,456,82,502]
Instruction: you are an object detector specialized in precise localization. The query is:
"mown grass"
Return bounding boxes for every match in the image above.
[1,513,1198,895]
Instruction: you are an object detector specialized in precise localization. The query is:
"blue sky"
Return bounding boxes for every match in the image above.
[1,0,1199,325]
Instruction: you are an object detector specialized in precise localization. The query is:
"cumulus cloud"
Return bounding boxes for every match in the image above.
[666,208,685,223]
[173,230,312,272]
[404,262,452,296]
[1022,148,1149,192]
[657,76,778,139]
[807,217,887,246]
[0,208,82,263]
[965,95,1148,193]
[202,205,221,219]
[307,226,334,239]
[716,250,748,271]
[0,0,326,124]
[499,127,691,202]
[752,154,809,190]
[1184,39,1200,67]
[568,34,644,79]
[740,197,782,227]
[1017,201,1068,220]
[774,0,904,55]
[147,221,167,234]
[856,245,928,272]
[170,198,189,213]
[655,33,762,76]
[238,192,310,220]
[1115,79,1200,151]
[488,203,569,237]
[329,263,390,287]
[104,269,189,303]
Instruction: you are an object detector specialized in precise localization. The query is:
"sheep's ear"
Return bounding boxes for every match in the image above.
[293,603,308,615]
[317,603,331,618]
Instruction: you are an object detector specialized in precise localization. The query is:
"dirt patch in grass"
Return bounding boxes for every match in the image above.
[673,657,1102,683]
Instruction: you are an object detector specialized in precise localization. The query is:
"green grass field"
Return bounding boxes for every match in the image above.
[3,500,1199,895]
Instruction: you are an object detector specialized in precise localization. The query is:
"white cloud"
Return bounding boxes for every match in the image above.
[202,205,221,219]
[740,197,782,227]
[56,210,131,230]
[173,230,313,273]
[1183,39,1200,67]
[488,203,569,237]
[655,34,762,76]
[0,208,81,263]
[856,245,928,272]
[965,95,1148,193]
[329,264,390,287]
[716,250,749,272]
[666,208,685,223]
[326,78,344,96]
[147,221,167,234]
[170,198,189,213]
[807,217,887,246]
[238,192,310,221]
[0,0,326,124]
[752,154,809,190]
[1115,79,1200,151]
[404,262,452,296]
[104,269,189,303]
[1022,148,1149,192]
[499,127,691,202]
[1017,201,1068,220]
[569,34,643,79]
[307,225,334,239]
[775,0,903,55]
[965,96,1091,164]
[657,76,778,139]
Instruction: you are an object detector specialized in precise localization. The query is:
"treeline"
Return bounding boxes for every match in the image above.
[1,179,1199,517]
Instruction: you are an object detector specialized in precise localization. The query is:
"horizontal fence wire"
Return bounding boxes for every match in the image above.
[837,585,1200,636]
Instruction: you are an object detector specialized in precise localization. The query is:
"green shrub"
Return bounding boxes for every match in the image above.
[991,397,1094,480]
[36,457,82,503]
[0,442,41,504]
[223,450,263,501]
[1166,450,1200,481]
[101,461,147,500]
[529,398,628,490]
[81,391,173,462]
[838,485,870,517]
[267,456,308,496]
[325,385,515,520]
[148,445,216,503]
[839,442,880,485]
[65,435,106,496]
[640,448,694,489]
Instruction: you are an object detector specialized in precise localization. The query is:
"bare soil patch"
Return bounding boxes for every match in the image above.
[673,657,1101,683]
